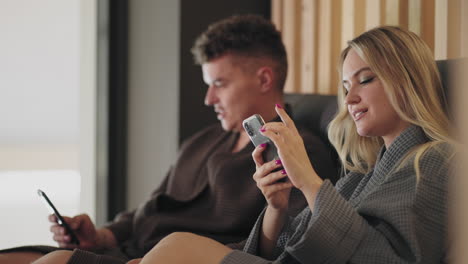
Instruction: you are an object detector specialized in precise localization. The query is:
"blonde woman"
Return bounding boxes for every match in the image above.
[135,25,453,264]
[41,26,453,264]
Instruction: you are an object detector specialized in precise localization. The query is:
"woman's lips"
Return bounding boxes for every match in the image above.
[351,108,368,121]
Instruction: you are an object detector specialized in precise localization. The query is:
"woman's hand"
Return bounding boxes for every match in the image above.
[252,145,293,210]
[260,105,323,204]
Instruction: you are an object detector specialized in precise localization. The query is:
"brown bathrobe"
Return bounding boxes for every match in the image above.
[0,119,338,264]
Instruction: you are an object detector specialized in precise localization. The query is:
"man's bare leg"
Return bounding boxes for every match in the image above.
[0,251,44,264]
[139,232,232,264]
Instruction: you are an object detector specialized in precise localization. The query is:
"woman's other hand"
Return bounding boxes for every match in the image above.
[252,144,293,210]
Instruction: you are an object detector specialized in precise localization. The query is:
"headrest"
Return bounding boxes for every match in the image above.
[285,94,337,146]
[437,58,468,117]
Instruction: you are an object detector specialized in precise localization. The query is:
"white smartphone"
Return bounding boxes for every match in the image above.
[37,189,80,245]
[242,114,279,162]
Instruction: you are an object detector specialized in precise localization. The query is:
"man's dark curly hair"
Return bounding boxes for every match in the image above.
[191,14,288,91]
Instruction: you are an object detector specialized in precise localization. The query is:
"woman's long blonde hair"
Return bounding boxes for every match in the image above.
[328,26,451,175]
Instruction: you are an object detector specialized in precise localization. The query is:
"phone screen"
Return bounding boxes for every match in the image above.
[37,189,80,245]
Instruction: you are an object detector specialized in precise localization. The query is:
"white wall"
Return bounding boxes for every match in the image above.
[0,171,80,247]
[127,0,180,209]
[0,0,79,149]
[0,0,98,247]
[0,0,180,247]
[79,0,98,223]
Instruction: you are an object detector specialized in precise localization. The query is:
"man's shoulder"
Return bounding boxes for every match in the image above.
[416,142,454,184]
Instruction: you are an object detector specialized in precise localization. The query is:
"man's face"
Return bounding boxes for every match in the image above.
[202,54,262,132]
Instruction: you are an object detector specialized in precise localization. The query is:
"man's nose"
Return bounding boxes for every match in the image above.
[204,86,218,106]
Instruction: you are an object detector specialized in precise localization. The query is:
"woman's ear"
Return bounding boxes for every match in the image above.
[256,66,274,93]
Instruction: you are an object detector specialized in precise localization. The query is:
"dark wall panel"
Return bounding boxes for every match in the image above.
[107,0,129,220]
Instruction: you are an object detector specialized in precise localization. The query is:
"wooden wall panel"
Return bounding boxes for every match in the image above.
[399,0,409,28]
[282,0,302,93]
[421,0,435,53]
[461,0,468,57]
[329,0,342,95]
[271,0,466,94]
[300,0,318,93]
[447,0,461,59]
[435,0,448,60]
[271,0,283,31]
[380,0,387,24]
[316,0,333,95]
[366,0,381,30]
[342,0,355,50]
[408,0,421,35]
[385,0,400,25]
[354,0,367,35]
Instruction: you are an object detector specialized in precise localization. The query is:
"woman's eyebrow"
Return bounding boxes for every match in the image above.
[343,67,372,83]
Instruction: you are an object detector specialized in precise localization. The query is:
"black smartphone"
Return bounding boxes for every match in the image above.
[37,189,80,245]
[242,114,279,162]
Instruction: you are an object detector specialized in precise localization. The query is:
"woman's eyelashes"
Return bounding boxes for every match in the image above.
[343,75,375,95]
[359,76,375,85]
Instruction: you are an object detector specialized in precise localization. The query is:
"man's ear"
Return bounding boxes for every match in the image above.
[256,66,274,93]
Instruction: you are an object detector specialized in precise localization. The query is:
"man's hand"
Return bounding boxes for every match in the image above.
[49,214,117,250]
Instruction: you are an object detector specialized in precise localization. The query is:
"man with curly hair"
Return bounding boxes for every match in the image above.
[0,14,337,264]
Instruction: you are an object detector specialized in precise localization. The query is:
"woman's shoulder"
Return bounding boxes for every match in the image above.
[418,141,454,166]
[413,141,455,184]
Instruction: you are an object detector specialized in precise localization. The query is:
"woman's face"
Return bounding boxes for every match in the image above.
[342,48,409,147]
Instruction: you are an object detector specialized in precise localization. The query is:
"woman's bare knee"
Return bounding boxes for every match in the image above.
[158,232,194,245]
[126,258,142,264]
[140,232,232,264]
[0,251,44,264]
[32,250,73,264]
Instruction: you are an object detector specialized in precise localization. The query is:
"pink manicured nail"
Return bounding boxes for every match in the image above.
[281,169,287,175]
[275,159,282,165]
[259,128,266,132]
[275,104,283,109]
[259,143,267,148]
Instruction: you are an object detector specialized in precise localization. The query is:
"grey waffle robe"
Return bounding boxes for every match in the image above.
[222,125,451,264]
